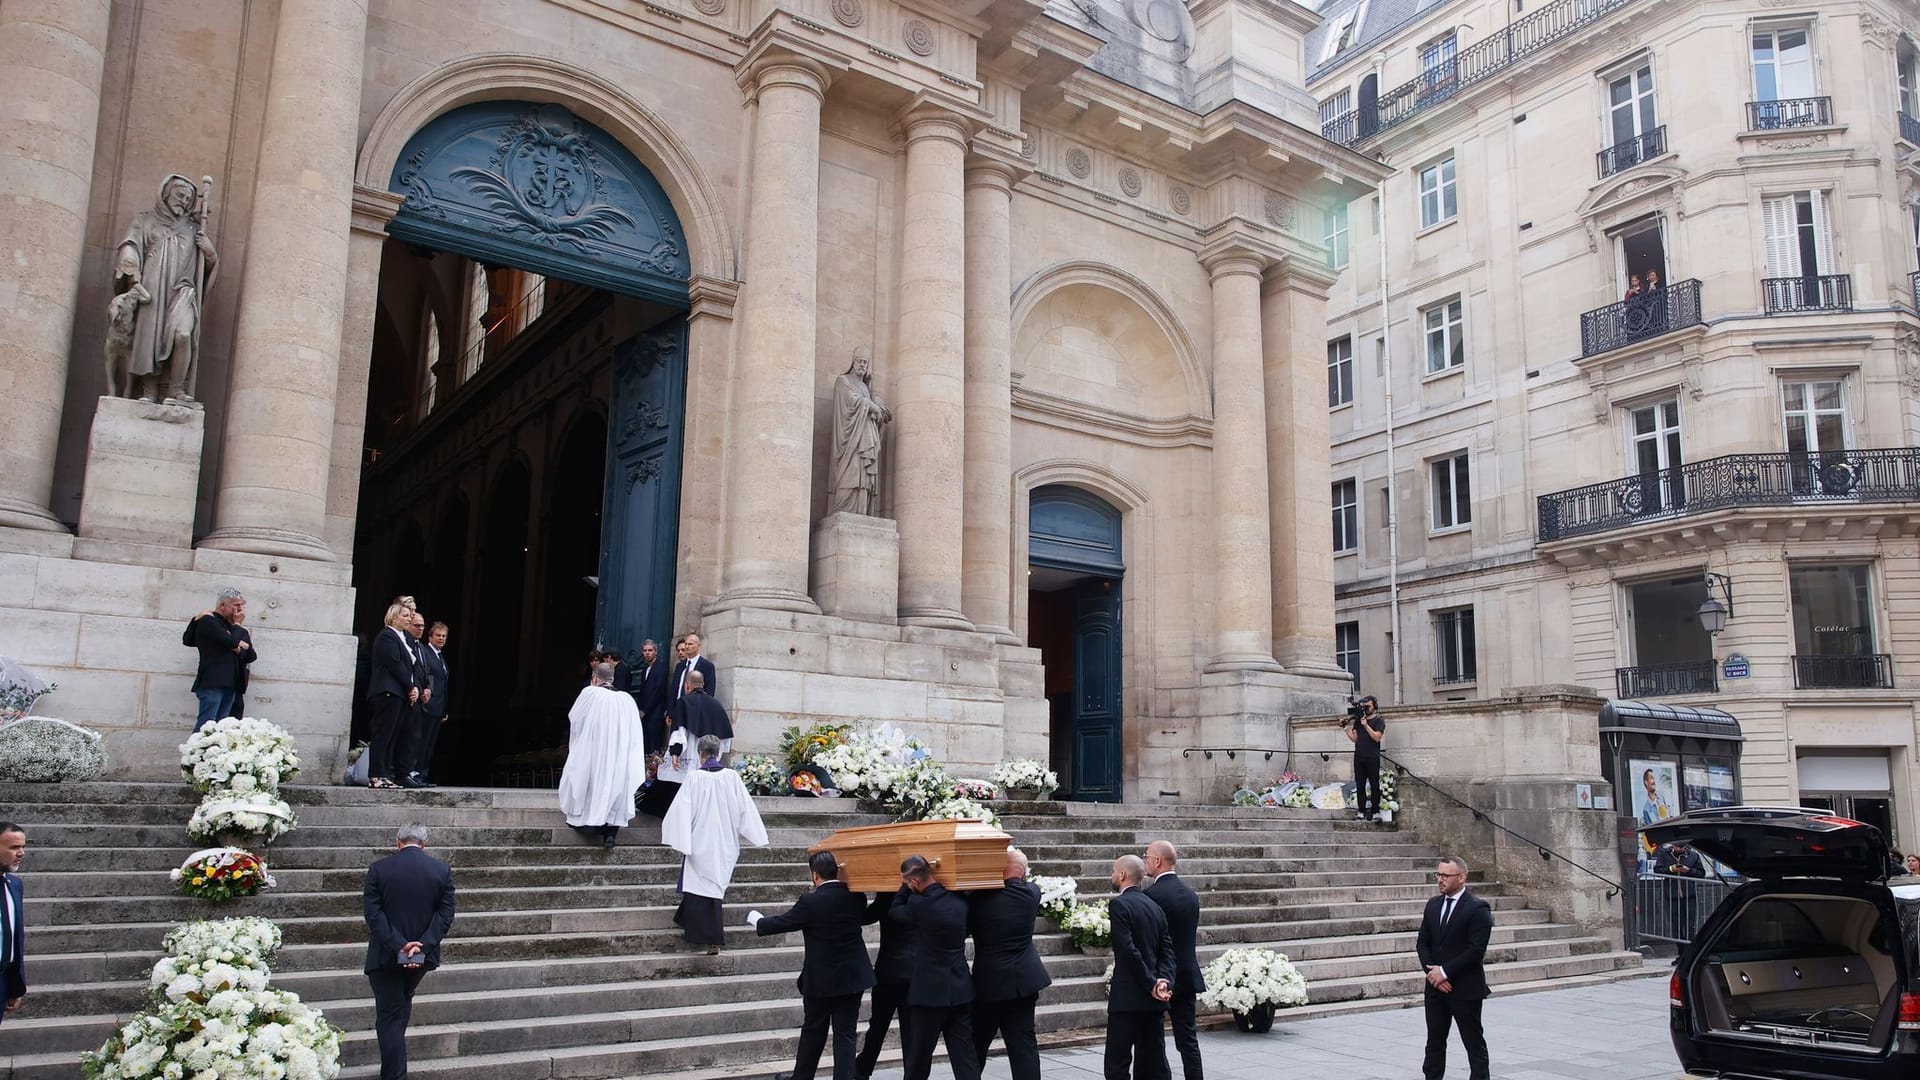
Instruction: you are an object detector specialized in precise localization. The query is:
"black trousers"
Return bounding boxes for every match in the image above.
[856,980,911,1078]
[1166,989,1202,1080]
[1104,1009,1171,1080]
[902,1004,981,1080]
[367,966,428,1080]
[1422,987,1489,1080]
[972,994,1040,1080]
[1353,753,1381,818]
[411,709,442,780]
[791,992,862,1080]
[368,693,408,781]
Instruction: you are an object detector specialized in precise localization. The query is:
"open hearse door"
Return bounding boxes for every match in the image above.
[1642,806,1891,883]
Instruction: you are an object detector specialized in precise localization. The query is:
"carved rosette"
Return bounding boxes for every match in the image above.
[903,19,935,56]
[1264,192,1296,231]
[1118,167,1143,197]
[692,0,724,13]
[831,0,864,27]
[1020,131,1037,160]
[1065,147,1092,178]
[1169,186,1191,216]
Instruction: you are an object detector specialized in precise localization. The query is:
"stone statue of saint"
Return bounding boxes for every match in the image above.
[829,346,892,517]
[105,174,217,405]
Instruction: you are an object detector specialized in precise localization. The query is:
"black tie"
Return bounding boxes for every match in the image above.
[1441,895,1456,928]
[1,876,12,966]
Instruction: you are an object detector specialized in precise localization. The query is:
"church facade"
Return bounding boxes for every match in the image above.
[0,0,1384,799]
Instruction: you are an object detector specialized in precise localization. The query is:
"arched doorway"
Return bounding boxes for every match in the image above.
[1028,485,1124,802]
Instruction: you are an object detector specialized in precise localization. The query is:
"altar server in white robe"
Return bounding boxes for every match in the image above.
[557,662,649,848]
[663,734,768,954]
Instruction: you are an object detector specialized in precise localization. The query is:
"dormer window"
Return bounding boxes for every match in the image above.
[1320,2,1370,64]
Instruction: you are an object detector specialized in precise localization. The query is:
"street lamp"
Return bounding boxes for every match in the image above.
[1697,572,1734,635]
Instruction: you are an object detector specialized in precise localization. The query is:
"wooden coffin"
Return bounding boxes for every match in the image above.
[809,819,1012,892]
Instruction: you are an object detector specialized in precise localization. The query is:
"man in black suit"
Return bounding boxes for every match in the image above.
[411,619,450,787]
[749,851,876,1080]
[968,847,1050,1080]
[363,823,457,1080]
[672,631,718,701]
[183,587,255,731]
[366,602,422,789]
[633,638,671,755]
[899,854,982,1080]
[1144,841,1204,1080]
[1,823,26,1026]
[856,883,917,1080]
[1106,854,1174,1080]
[1416,855,1494,1080]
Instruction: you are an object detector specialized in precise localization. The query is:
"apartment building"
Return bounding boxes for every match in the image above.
[1308,0,1920,848]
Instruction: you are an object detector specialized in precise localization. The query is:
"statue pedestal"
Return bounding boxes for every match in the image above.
[811,511,899,623]
[77,396,205,549]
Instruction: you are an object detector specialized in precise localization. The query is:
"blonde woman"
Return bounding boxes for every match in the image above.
[367,600,423,789]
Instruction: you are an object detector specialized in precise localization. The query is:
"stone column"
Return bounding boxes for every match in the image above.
[201,0,369,561]
[1264,268,1349,677]
[708,55,830,615]
[893,108,972,630]
[323,187,402,560]
[1202,248,1280,671]
[0,0,112,532]
[962,159,1017,642]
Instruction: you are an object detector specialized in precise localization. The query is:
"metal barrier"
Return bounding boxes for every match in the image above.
[1631,871,1736,946]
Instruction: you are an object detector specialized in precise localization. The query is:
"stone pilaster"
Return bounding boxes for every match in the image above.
[1201,247,1280,672]
[707,54,831,615]
[201,0,370,561]
[962,158,1018,642]
[323,187,402,561]
[893,107,972,630]
[0,0,112,532]
[1263,265,1349,678]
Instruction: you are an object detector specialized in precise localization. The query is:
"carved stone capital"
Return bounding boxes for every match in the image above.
[350,185,403,234]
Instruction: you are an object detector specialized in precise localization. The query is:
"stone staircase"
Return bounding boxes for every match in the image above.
[0,782,1651,1079]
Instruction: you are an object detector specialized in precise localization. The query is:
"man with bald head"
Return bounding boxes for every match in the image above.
[1145,841,1204,1080]
[967,848,1051,1080]
[1106,855,1174,1080]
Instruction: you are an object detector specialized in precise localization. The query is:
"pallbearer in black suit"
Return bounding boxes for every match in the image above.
[1416,855,1494,1080]
[899,855,982,1080]
[1144,841,1204,1080]
[414,621,450,786]
[362,823,457,1080]
[671,631,718,701]
[750,852,877,1080]
[855,884,917,1080]
[967,847,1051,1080]
[1105,855,1174,1080]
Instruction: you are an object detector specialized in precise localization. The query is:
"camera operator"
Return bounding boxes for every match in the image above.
[1343,696,1386,823]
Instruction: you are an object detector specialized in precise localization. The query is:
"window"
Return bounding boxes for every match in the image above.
[1606,64,1658,149]
[1781,378,1847,455]
[1336,621,1361,689]
[1320,88,1353,141]
[1433,607,1476,683]
[1319,4,1367,64]
[1751,27,1815,103]
[1327,336,1354,407]
[1761,192,1833,279]
[1911,203,1920,271]
[1628,398,1683,513]
[1421,33,1459,97]
[1332,479,1358,553]
[1418,157,1457,228]
[461,261,490,381]
[1621,576,1715,697]
[1430,452,1471,530]
[1789,564,1874,656]
[417,309,440,420]
[1324,201,1350,270]
[1423,298,1464,374]
[1899,46,1919,118]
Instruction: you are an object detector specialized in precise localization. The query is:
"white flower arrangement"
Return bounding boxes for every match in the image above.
[1376,768,1402,814]
[1031,875,1079,923]
[0,715,109,782]
[921,794,1001,829]
[1197,946,1309,1014]
[161,917,283,973]
[988,758,1058,798]
[180,716,301,794]
[1062,900,1112,949]
[813,737,904,800]
[187,794,296,844]
[950,778,996,801]
[886,755,956,820]
[1309,782,1349,810]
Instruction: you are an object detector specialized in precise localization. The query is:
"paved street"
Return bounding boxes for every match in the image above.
[874,976,1680,1080]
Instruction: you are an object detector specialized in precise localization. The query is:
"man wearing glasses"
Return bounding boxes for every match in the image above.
[1416,856,1492,1080]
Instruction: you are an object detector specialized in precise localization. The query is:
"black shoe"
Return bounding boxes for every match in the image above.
[602,834,617,848]
[398,777,427,789]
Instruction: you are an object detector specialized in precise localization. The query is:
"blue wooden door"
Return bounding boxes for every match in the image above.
[598,323,687,662]
[1072,580,1123,801]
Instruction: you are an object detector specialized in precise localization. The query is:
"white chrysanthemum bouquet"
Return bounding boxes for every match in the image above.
[180,716,301,793]
[1030,875,1079,923]
[988,758,1059,798]
[1062,900,1113,949]
[1198,946,1309,1014]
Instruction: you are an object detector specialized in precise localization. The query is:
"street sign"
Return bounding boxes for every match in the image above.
[1722,654,1750,680]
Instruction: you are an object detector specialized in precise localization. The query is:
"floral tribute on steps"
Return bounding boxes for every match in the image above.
[177,716,300,850]
[170,847,277,901]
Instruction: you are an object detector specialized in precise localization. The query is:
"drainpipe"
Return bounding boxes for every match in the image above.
[1372,51,1405,706]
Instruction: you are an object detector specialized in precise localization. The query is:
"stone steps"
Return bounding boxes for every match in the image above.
[0,782,1648,1080]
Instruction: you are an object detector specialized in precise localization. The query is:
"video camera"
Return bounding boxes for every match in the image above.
[1342,696,1376,728]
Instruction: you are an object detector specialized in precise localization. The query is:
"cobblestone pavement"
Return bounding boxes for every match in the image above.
[871,975,1679,1080]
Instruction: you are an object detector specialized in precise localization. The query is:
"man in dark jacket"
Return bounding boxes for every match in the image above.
[412,620,450,786]
[856,883,918,1080]
[1416,855,1494,1080]
[183,588,255,731]
[968,847,1051,1080]
[363,823,456,1080]
[1144,841,1204,1080]
[900,855,982,1080]
[1106,855,1174,1080]
[1,823,26,1026]
[633,638,671,755]
[750,851,876,1080]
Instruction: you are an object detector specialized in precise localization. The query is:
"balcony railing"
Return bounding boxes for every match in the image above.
[1747,96,1832,130]
[1433,672,1477,687]
[1910,269,1920,310]
[1793,654,1893,690]
[1763,274,1852,314]
[1319,0,1638,146]
[1579,279,1704,357]
[1537,447,1920,541]
[1597,127,1667,178]
[1616,660,1719,698]
[1901,111,1920,145]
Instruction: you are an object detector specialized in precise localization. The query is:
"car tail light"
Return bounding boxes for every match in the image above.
[1670,969,1685,1008]
[1900,993,1920,1032]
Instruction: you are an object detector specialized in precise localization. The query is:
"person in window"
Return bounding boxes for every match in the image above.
[1624,274,1644,301]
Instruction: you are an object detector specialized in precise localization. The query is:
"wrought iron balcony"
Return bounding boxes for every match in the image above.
[1433,672,1477,687]
[1910,269,1920,310]
[1763,274,1852,314]
[1793,654,1893,690]
[1616,660,1718,698]
[1537,447,1920,542]
[1747,97,1832,130]
[1579,278,1703,357]
[1901,111,1920,145]
[1597,127,1667,178]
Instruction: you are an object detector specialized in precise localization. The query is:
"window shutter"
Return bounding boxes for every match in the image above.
[1761,195,1798,278]
[1810,189,1834,274]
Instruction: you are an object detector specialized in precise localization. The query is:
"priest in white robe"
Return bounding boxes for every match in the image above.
[558,661,649,848]
[662,734,768,954]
